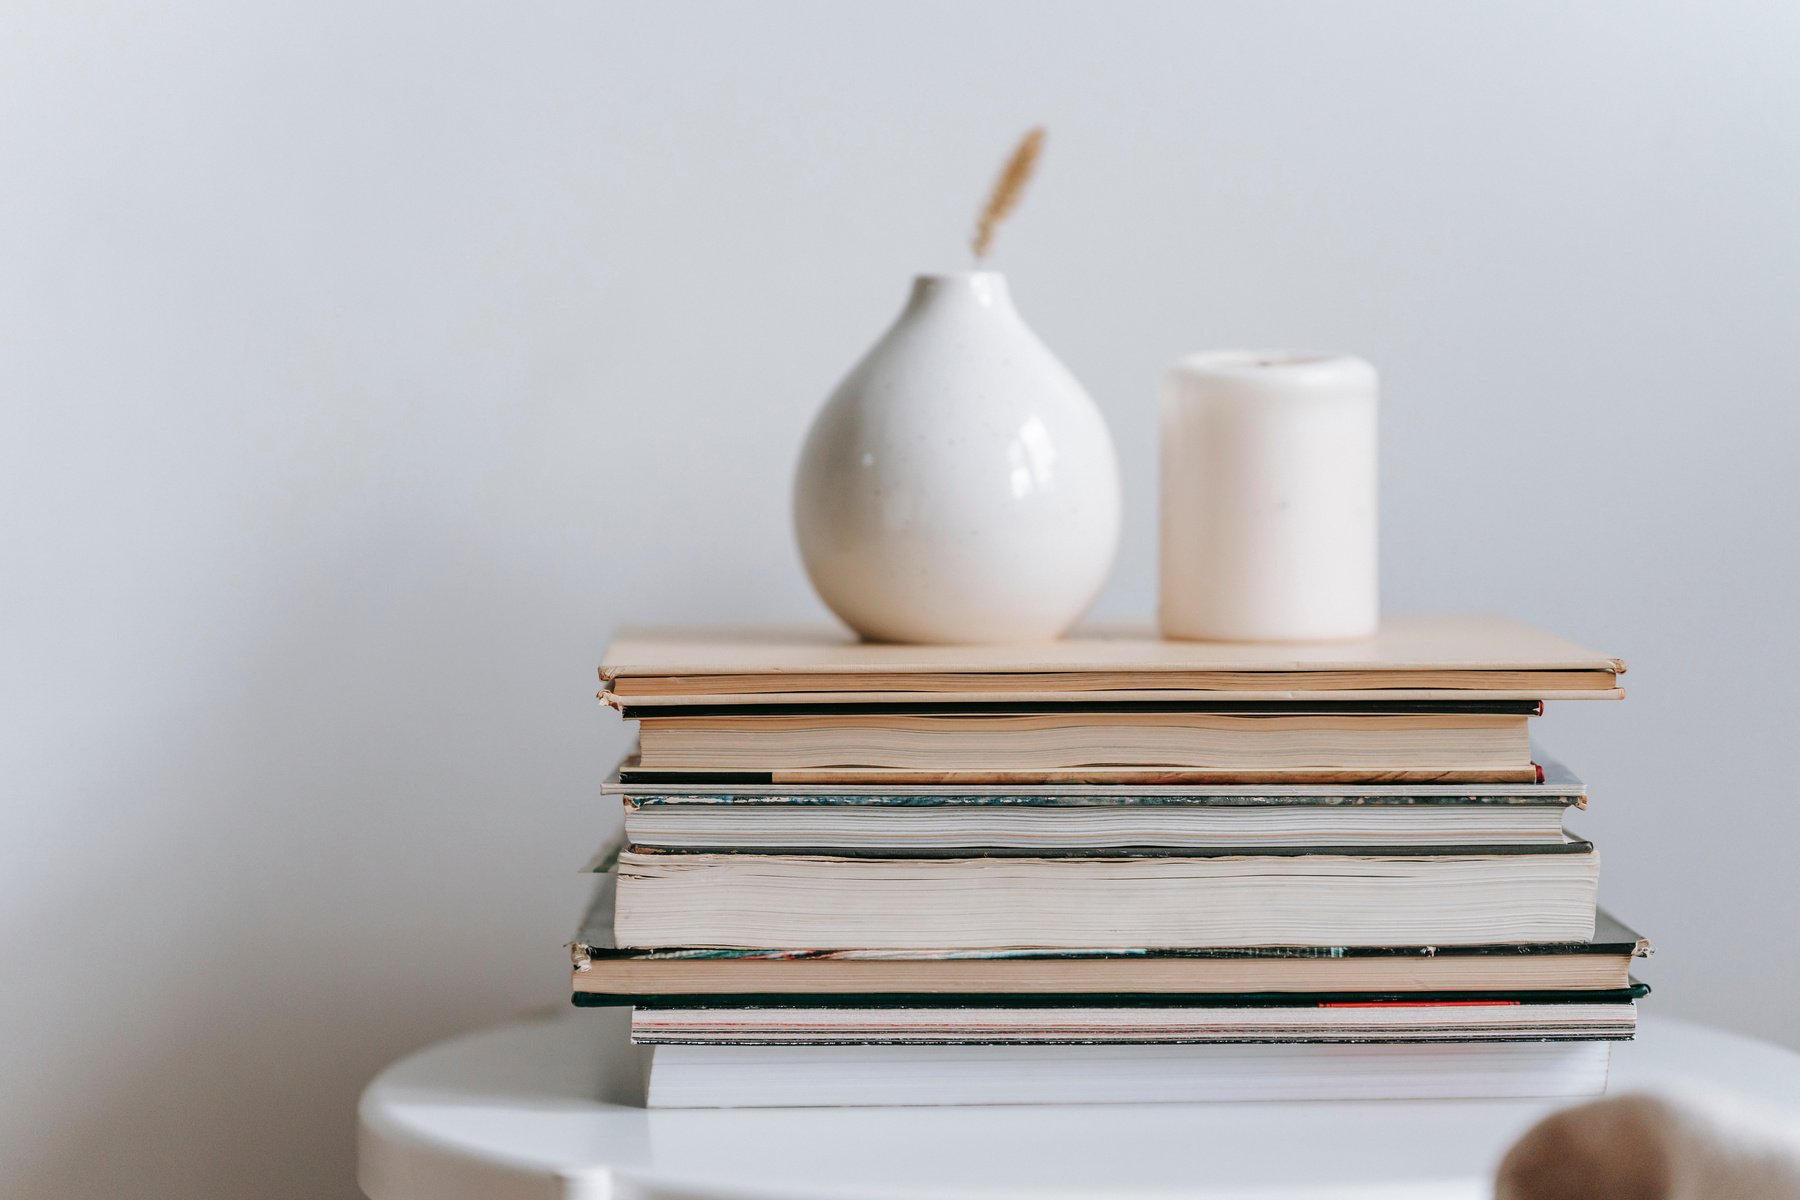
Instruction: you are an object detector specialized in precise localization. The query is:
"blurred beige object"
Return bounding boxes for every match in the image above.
[1498,1092,1800,1200]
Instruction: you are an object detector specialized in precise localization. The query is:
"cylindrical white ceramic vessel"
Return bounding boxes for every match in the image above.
[1159,352,1378,642]
[794,272,1121,644]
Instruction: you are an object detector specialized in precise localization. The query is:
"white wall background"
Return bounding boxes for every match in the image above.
[4,2,1799,1196]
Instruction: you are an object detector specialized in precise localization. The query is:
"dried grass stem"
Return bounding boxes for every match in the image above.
[972,127,1045,262]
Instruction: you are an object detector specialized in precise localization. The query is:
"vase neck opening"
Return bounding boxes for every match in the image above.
[904,271,1012,315]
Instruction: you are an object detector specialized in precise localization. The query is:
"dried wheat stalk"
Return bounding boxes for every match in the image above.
[971,127,1045,262]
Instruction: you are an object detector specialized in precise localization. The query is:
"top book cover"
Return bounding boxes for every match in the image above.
[601,616,1625,706]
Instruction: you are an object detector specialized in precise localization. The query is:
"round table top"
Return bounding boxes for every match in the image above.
[358,1010,1800,1200]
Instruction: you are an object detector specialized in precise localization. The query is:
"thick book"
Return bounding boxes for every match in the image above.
[622,701,1541,783]
[601,616,1626,706]
[572,880,1649,999]
[609,753,1584,852]
[644,1039,1613,1108]
[629,997,1641,1045]
[609,841,1599,950]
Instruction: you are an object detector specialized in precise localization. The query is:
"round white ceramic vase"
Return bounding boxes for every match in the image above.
[794,271,1121,644]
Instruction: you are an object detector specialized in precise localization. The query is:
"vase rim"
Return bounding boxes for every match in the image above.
[913,269,1006,281]
[905,271,1012,311]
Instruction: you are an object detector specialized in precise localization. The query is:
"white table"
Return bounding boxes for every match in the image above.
[358,1011,1800,1200]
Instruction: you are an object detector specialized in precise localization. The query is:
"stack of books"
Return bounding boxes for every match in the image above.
[573,617,1649,1108]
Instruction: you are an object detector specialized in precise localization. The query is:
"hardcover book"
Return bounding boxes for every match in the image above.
[621,701,1543,783]
[628,996,1643,1045]
[571,879,1649,1000]
[601,616,1625,706]
[608,752,1585,852]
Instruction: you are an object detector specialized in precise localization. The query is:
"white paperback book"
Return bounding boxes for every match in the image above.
[645,1039,1612,1109]
[611,844,1600,950]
